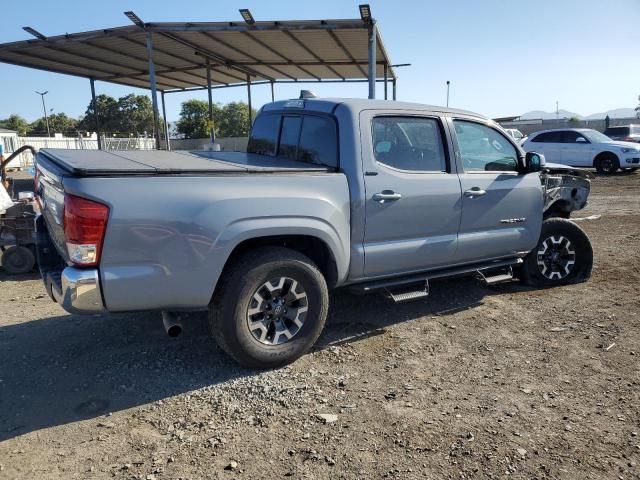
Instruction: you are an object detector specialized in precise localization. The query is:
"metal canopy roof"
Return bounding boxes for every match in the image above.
[0,18,396,92]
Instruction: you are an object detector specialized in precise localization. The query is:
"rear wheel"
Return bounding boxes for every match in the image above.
[209,247,329,369]
[520,218,592,287]
[595,153,619,174]
[1,245,35,274]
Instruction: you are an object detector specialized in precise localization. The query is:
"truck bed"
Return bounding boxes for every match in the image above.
[39,148,333,176]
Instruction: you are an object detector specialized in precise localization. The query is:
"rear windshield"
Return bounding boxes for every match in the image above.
[247,113,338,168]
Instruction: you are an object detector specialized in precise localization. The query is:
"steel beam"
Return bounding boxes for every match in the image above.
[241,31,321,80]
[207,60,215,143]
[89,77,102,150]
[161,90,170,150]
[199,31,297,81]
[384,63,388,100]
[326,29,367,77]
[146,33,161,150]
[367,22,377,99]
[162,77,389,94]
[282,31,345,80]
[246,74,253,131]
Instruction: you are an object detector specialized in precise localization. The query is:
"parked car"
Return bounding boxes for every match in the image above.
[603,124,640,143]
[522,128,640,173]
[34,98,593,368]
[504,128,525,143]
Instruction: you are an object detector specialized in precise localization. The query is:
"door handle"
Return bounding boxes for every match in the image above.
[373,190,402,202]
[464,187,487,198]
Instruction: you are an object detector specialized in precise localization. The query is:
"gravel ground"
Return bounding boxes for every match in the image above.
[1,172,639,479]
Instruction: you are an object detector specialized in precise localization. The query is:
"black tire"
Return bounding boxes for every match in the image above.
[520,218,592,287]
[209,246,329,369]
[594,153,619,174]
[1,245,35,274]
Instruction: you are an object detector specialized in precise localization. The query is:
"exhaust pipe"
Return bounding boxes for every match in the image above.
[162,311,183,337]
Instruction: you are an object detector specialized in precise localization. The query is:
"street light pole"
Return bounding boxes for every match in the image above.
[446,81,450,108]
[36,90,51,137]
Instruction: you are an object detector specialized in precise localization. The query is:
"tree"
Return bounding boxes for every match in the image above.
[176,99,256,139]
[218,102,256,137]
[176,99,218,139]
[29,113,78,135]
[78,94,119,133]
[116,94,155,135]
[0,114,29,135]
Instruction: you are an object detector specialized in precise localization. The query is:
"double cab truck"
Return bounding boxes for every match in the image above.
[34,98,593,368]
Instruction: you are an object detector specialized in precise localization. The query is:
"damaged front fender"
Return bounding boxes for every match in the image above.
[541,164,592,217]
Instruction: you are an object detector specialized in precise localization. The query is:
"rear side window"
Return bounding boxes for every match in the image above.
[247,114,279,156]
[372,116,447,172]
[298,116,338,167]
[532,131,563,143]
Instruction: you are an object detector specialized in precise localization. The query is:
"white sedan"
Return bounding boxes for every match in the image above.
[522,128,640,173]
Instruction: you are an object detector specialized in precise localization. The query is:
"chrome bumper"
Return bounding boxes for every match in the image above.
[49,267,105,314]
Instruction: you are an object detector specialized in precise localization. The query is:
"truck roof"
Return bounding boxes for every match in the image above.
[262,97,485,119]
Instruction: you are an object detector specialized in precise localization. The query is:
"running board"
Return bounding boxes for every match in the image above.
[350,257,522,295]
[476,266,514,285]
[385,280,429,303]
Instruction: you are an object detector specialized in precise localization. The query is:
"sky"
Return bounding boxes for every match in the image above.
[0,0,638,124]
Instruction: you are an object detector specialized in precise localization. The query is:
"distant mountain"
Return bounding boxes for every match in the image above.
[520,110,581,120]
[520,108,637,121]
[584,108,636,120]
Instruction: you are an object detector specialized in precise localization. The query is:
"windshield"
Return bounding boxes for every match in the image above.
[581,130,612,143]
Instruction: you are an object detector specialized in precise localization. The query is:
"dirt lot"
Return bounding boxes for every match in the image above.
[1,172,639,480]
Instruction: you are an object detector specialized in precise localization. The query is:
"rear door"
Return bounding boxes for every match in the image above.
[361,112,462,277]
[451,118,543,263]
[527,131,564,163]
[559,130,594,167]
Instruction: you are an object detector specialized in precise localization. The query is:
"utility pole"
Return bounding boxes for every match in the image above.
[446,81,450,107]
[36,90,51,137]
[556,101,559,120]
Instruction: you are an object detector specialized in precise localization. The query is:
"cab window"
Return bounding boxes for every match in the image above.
[372,116,447,172]
[453,120,518,172]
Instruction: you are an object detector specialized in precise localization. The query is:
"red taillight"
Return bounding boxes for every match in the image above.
[624,136,635,142]
[63,193,109,266]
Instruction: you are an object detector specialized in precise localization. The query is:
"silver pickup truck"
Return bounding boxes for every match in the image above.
[34,98,593,368]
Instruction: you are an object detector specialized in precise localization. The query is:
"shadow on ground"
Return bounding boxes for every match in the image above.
[0,277,531,441]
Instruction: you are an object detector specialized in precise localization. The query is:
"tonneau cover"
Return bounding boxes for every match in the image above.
[39,149,332,176]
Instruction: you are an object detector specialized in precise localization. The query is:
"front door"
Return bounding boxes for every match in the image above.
[451,119,543,263]
[559,130,594,167]
[361,114,463,278]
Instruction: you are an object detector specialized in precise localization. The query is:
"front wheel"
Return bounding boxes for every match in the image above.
[595,154,619,174]
[520,218,593,287]
[209,247,329,369]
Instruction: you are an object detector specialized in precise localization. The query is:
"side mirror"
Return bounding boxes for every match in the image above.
[524,151,544,173]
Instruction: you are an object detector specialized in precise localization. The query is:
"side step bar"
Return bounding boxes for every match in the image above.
[351,257,522,302]
[385,280,429,303]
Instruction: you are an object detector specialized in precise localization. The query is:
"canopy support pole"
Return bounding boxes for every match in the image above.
[206,59,215,143]
[89,77,102,150]
[160,90,170,150]
[146,32,161,150]
[270,81,275,102]
[367,21,377,99]
[392,78,397,101]
[383,63,388,100]
[247,74,253,131]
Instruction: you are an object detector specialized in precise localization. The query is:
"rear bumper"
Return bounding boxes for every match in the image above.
[47,267,105,314]
[35,214,105,314]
